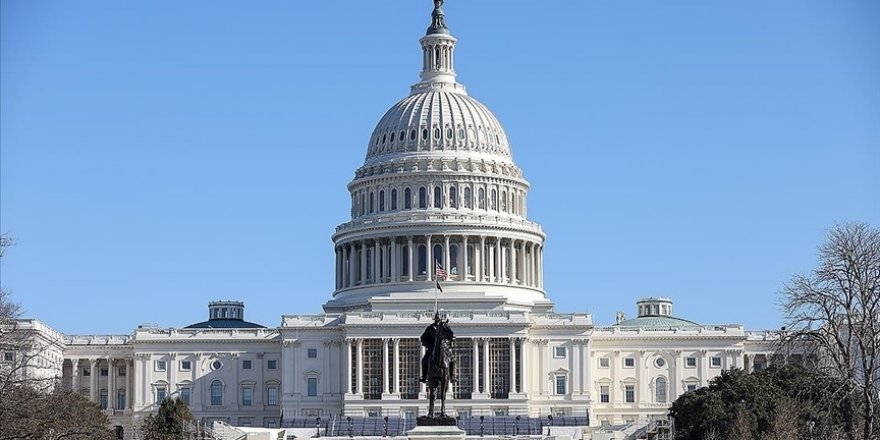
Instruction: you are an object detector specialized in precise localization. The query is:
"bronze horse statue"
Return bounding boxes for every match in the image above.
[420,314,455,418]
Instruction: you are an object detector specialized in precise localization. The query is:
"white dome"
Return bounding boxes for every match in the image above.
[365,90,513,166]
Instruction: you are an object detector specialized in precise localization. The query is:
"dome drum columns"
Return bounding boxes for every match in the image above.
[333,234,544,292]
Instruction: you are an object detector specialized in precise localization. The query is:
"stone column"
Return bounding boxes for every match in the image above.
[335,247,342,289]
[108,358,116,409]
[520,339,529,395]
[638,350,647,403]
[519,241,526,285]
[700,349,709,386]
[391,237,398,282]
[443,235,451,277]
[494,238,502,283]
[508,338,516,394]
[393,339,401,395]
[407,236,414,282]
[356,339,364,395]
[89,358,98,402]
[478,236,486,281]
[472,339,480,393]
[510,240,517,284]
[360,241,367,285]
[70,358,80,392]
[373,240,380,284]
[344,339,353,394]
[462,235,469,280]
[341,245,349,288]
[537,245,544,289]
[382,338,390,396]
[673,350,683,400]
[426,235,433,280]
[482,338,491,396]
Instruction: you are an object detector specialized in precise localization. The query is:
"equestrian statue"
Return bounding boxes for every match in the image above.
[418,312,456,422]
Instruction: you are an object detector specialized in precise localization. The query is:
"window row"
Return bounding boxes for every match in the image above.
[79,365,126,377]
[596,377,670,405]
[370,123,504,155]
[152,381,280,407]
[596,355,726,369]
[351,184,525,218]
[153,358,278,372]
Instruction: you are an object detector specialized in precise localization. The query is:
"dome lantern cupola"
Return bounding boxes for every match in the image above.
[636,297,674,317]
[413,0,462,94]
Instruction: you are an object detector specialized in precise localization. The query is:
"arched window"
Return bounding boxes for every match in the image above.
[449,187,457,208]
[369,192,375,213]
[360,194,365,216]
[467,245,475,275]
[419,187,427,209]
[478,188,486,209]
[417,245,427,275]
[404,188,412,210]
[379,190,385,212]
[433,244,443,270]
[402,245,409,276]
[211,380,223,406]
[656,377,667,403]
[490,189,498,210]
[464,187,472,209]
[116,388,126,410]
[501,190,508,212]
[351,195,357,216]
[433,187,442,208]
[450,244,458,275]
[366,249,373,282]
[391,189,398,210]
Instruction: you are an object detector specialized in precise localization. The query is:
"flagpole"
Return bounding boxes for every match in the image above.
[434,261,439,314]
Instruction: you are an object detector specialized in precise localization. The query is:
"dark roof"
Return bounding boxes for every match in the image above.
[184,319,265,329]
[615,315,700,329]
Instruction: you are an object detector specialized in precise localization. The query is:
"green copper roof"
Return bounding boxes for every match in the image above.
[616,315,700,329]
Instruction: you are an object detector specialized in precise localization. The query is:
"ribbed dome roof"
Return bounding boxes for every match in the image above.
[364,91,512,166]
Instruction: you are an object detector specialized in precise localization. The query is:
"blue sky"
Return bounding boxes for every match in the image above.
[1,1,878,334]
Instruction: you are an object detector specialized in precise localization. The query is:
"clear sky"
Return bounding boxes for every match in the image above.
[1,1,878,335]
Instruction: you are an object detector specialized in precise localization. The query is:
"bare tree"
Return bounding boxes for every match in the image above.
[781,222,880,440]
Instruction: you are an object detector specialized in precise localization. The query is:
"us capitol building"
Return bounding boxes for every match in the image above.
[7,1,782,437]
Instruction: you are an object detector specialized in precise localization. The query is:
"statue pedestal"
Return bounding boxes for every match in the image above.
[407,424,466,440]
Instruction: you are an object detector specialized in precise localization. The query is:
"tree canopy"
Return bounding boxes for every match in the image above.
[669,365,850,440]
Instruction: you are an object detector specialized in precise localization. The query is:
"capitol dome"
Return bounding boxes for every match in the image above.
[326,0,550,314]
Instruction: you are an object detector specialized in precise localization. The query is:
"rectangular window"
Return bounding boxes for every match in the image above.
[155,360,166,372]
[625,385,635,403]
[100,389,108,409]
[243,360,252,370]
[599,357,610,368]
[267,386,278,406]
[267,419,278,429]
[685,357,696,368]
[100,368,109,377]
[118,366,126,377]
[457,409,470,419]
[554,346,566,358]
[493,408,508,416]
[180,387,191,404]
[156,387,167,404]
[2,352,13,362]
[600,385,610,403]
[624,357,635,368]
[116,389,126,410]
[241,387,253,406]
[686,384,697,392]
[307,378,318,397]
[83,368,91,377]
[555,375,566,395]
[308,348,318,359]
[267,359,278,370]
[711,356,722,368]
[180,360,191,371]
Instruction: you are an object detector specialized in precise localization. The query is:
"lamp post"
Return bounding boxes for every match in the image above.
[515,415,520,436]
[547,415,553,437]
[315,417,321,438]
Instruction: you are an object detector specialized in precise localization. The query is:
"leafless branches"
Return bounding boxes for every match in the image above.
[781,222,880,440]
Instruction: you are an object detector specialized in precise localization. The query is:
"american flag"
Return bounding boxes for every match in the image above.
[435,261,448,279]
